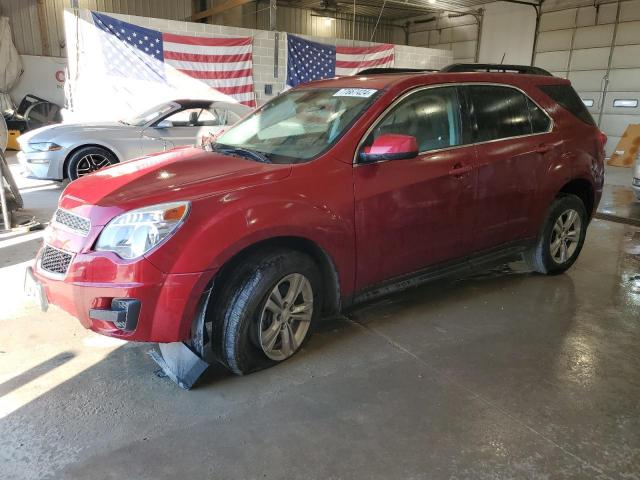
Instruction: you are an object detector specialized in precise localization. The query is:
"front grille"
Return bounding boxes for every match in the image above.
[54,209,91,236]
[40,245,73,276]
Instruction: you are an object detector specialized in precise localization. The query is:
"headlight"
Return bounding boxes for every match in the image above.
[95,201,190,259]
[28,142,62,152]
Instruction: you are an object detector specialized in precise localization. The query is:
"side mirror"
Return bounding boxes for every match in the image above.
[155,120,171,129]
[359,134,418,163]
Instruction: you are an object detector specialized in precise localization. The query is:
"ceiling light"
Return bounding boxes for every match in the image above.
[429,0,436,4]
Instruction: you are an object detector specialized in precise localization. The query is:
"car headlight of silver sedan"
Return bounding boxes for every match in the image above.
[28,142,63,152]
[95,201,190,259]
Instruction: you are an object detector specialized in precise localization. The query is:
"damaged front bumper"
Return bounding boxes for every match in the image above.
[148,287,213,389]
[27,243,218,389]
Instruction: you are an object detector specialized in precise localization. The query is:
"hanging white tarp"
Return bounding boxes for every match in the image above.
[0,17,23,94]
[63,9,255,123]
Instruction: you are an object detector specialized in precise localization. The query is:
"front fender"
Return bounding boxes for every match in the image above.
[144,160,356,297]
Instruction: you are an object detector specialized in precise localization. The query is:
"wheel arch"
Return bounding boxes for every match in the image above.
[558,177,595,217]
[62,143,121,179]
[209,235,342,318]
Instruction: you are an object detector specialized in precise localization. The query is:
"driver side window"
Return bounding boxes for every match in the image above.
[366,87,462,153]
[162,108,211,127]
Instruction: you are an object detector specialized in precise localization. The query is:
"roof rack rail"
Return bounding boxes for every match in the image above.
[356,67,438,75]
[441,63,553,76]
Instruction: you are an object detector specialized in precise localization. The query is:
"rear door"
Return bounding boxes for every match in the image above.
[353,86,477,290]
[464,84,560,251]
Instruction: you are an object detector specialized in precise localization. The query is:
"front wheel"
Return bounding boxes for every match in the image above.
[526,194,588,275]
[66,146,117,180]
[212,250,322,375]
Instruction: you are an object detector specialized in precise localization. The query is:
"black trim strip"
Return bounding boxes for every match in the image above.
[359,150,419,163]
[344,239,534,308]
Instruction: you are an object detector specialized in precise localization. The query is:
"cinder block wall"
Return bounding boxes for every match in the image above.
[105,11,453,106]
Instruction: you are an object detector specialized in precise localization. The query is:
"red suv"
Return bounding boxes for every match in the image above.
[27,65,606,375]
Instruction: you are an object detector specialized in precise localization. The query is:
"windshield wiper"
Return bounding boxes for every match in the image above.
[211,144,271,163]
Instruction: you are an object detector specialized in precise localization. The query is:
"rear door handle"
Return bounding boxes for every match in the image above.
[449,163,473,177]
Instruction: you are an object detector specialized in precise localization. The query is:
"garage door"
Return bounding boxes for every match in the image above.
[534,0,640,157]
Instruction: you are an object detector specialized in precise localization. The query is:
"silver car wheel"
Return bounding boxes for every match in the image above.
[75,153,111,177]
[259,273,313,361]
[550,208,582,264]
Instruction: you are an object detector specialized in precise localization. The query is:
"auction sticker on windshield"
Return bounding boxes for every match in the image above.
[333,88,377,98]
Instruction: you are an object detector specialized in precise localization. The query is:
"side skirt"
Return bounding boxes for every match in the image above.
[344,239,534,309]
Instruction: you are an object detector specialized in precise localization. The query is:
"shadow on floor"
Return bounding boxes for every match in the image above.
[0,351,75,398]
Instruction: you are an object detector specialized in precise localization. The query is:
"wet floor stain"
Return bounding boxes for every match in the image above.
[597,185,640,225]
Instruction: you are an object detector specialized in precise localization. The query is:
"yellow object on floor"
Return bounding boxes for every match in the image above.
[6,129,20,151]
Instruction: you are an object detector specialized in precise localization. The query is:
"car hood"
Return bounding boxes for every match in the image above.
[18,122,136,144]
[59,147,292,225]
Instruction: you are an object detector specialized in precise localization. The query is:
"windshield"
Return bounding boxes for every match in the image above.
[123,102,178,126]
[214,88,379,164]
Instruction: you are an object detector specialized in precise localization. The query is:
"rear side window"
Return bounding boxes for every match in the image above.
[538,84,596,126]
[466,85,533,142]
[528,98,551,133]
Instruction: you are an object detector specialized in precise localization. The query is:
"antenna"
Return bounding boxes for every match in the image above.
[500,53,506,64]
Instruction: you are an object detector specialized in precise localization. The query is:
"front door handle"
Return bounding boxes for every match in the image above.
[534,143,554,154]
[449,163,473,177]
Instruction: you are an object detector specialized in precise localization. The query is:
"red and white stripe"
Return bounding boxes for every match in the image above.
[162,33,256,108]
[335,43,394,76]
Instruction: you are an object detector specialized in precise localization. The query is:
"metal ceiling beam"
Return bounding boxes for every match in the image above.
[382,0,482,17]
[499,0,542,7]
[310,11,405,28]
[191,0,255,21]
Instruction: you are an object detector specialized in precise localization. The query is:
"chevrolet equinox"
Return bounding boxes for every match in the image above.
[26,64,606,375]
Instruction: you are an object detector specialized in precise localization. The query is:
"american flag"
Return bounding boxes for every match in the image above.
[286,34,394,87]
[91,12,256,107]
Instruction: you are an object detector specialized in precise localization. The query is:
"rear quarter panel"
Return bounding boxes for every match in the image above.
[523,80,601,231]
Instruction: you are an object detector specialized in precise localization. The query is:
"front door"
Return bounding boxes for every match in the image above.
[140,107,212,155]
[354,86,477,290]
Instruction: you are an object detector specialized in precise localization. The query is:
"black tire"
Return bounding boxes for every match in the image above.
[526,193,588,275]
[66,146,118,180]
[211,249,323,375]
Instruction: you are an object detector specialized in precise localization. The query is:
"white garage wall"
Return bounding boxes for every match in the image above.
[535,0,640,156]
[407,12,480,63]
[407,2,537,66]
[478,2,537,65]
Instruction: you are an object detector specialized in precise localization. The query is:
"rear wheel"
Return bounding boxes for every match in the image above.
[526,194,587,274]
[211,249,322,375]
[66,146,117,180]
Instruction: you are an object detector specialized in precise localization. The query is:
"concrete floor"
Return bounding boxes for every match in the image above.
[1,153,639,479]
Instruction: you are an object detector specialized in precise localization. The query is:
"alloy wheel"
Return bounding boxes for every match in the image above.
[75,154,111,177]
[259,273,313,361]
[550,208,582,264]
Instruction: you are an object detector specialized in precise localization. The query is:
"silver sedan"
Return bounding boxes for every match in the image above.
[17,99,250,180]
